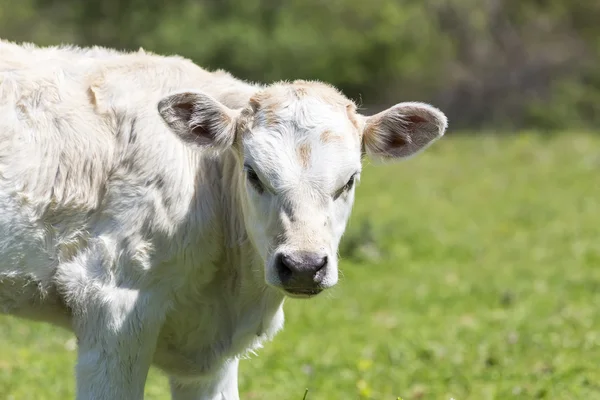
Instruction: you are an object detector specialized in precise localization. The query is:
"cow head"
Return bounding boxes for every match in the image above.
[158,80,447,298]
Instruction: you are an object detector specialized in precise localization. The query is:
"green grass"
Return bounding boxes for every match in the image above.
[1,132,600,399]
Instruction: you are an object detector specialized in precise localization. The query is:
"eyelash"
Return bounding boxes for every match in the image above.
[334,174,356,200]
[245,166,264,193]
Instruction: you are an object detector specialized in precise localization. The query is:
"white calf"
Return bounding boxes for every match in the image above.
[0,39,447,399]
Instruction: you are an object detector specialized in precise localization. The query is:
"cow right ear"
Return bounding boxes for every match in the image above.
[158,91,238,150]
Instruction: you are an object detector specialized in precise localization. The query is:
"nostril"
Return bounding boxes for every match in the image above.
[277,254,293,283]
[280,254,294,269]
[316,255,327,270]
[313,255,327,283]
[303,254,326,274]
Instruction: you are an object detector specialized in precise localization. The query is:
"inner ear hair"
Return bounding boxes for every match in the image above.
[362,102,447,160]
[158,91,238,150]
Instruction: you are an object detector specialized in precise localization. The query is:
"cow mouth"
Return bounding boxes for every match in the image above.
[282,287,324,298]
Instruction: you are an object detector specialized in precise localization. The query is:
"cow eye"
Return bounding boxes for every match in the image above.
[344,174,356,191]
[244,165,264,194]
[333,174,356,200]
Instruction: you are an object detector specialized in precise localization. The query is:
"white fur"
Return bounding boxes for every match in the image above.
[0,39,447,400]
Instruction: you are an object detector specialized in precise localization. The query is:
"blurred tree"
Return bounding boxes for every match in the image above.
[1,0,598,131]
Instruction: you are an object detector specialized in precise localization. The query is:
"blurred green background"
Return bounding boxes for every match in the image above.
[1,1,600,399]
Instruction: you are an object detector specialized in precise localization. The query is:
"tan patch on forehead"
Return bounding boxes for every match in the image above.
[297,143,312,168]
[292,80,355,108]
[249,91,275,115]
[320,129,342,143]
[259,102,280,128]
[248,91,282,129]
[249,81,360,138]
[265,111,278,126]
[249,95,261,113]
[264,100,280,118]
[294,86,308,98]
[251,80,355,111]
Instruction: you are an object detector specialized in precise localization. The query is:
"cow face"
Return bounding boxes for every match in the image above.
[159,81,447,298]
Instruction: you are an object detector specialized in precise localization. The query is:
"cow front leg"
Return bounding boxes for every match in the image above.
[169,359,240,400]
[72,288,165,400]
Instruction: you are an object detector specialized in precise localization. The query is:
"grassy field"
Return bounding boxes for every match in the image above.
[1,132,599,399]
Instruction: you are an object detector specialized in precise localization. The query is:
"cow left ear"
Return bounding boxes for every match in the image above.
[158,91,239,150]
[361,102,447,160]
